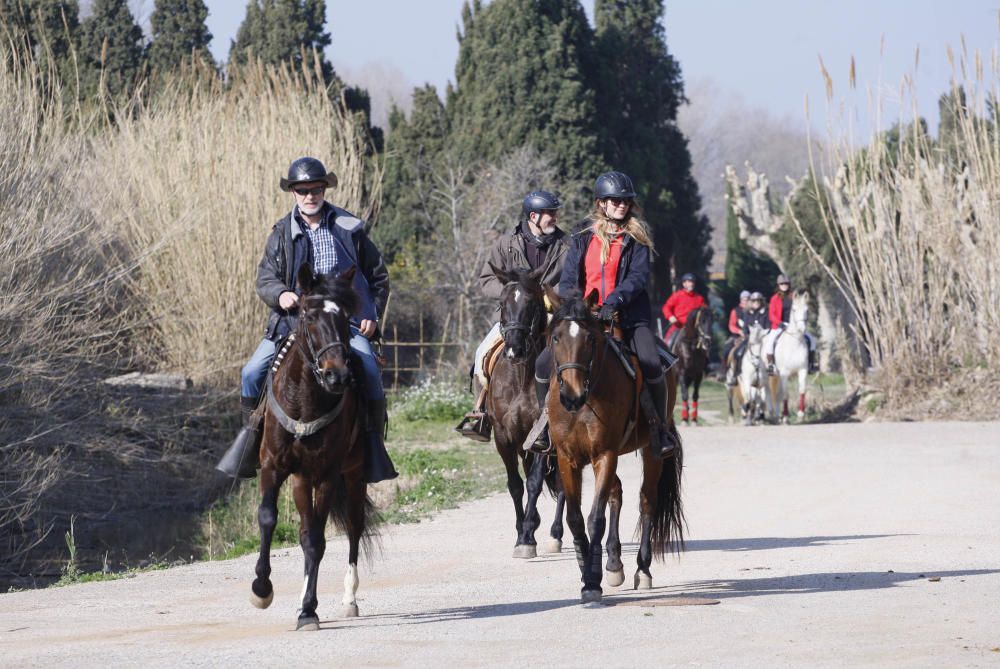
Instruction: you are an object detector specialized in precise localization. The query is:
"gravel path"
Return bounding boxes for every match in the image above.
[3,422,999,668]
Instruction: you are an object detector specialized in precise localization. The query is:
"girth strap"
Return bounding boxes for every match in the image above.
[266,381,345,438]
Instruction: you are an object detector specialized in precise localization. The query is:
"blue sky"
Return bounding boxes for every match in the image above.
[201,1,1000,135]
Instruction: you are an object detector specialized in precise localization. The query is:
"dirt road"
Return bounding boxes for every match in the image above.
[3,422,999,667]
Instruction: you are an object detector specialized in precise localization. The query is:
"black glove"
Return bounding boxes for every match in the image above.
[597,303,618,322]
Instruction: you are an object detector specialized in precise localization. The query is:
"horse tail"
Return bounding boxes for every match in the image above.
[328,479,383,562]
[650,423,686,559]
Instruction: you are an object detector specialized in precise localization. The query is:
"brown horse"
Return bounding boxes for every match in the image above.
[486,265,565,558]
[668,306,711,425]
[545,288,685,603]
[250,264,379,631]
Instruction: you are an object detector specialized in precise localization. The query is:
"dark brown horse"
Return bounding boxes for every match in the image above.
[668,306,711,425]
[545,288,685,603]
[250,264,378,631]
[486,265,565,558]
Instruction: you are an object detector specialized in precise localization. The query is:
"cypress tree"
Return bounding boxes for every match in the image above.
[78,0,145,100]
[376,85,451,260]
[229,0,333,84]
[594,0,712,294]
[449,0,602,181]
[147,0,213,72]
[0,1,80,83]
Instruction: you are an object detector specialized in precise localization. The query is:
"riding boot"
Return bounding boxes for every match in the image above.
[766,353,777,376]
[647,380,676,458]
[808,349,820,373]
[724,362,737,387]
[362,398,398,484]
[525,378,552,454]
[216,395,262,479]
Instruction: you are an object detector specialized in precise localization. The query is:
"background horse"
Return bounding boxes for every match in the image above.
[486,265,565,558]
[250,265,378,631]
[728,323,768,425]
[668,305,711,425]
[766,291,811,423]
[545,288,684,604]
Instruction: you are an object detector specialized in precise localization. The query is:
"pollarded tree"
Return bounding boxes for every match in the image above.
[594,0,712,295]
[147,0,214,72]
[449,0,603,182]
[78,0,145,100]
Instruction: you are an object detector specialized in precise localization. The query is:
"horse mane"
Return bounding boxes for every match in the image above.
[309,273,361,315]
[551,290,597,326]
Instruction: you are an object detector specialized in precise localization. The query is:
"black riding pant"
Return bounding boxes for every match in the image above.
[535,324,662,384]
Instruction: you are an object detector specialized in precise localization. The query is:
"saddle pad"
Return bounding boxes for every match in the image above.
[483,337,506,381]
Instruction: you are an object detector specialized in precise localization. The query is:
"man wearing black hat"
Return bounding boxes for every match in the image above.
[216,157,397,483]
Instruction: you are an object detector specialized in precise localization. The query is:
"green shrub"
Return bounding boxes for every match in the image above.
[390,379,469,422]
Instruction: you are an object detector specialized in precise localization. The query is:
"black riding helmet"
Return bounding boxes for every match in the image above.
[280,156,339,191]
[594,171,637,200]
[521,190,562,218]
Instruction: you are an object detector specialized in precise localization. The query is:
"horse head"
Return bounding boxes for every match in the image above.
[687,306,713,351]
[492,263,546,360]
[545,287,603,413]
[295,263,359,395]
[788,290,810,334]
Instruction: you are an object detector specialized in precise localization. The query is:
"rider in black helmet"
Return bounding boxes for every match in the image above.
[456,189,570,441]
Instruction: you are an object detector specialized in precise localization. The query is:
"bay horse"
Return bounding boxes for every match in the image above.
[765,291,811,423]
[486,265,565,558]
[668,306,711,425]
[728,323,768,425]
[250,264,379,631]
[544,288,685,603]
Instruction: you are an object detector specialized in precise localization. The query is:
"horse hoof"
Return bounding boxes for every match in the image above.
[296,615,320,632]
[512,544,537,559]
[581,588,603,604]
[340,603,359,618]
[542,539,562,554]
[606,569,625,587]
[633,570,653,590]
[250,584,273,610]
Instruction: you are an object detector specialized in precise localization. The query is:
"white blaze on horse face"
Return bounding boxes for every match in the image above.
[342,563,359,606]
[323,300,340,314]
[514,288,522,303]
[569,321,580,338]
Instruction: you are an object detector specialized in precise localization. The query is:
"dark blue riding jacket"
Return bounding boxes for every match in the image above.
[255,203,390,340]
[558,219,652,328]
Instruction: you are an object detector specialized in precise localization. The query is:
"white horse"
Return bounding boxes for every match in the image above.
[735,323,768,425]
[764,292,811,423]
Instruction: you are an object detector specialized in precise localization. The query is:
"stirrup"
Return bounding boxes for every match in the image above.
[526,432,552,455]
[456,411,491,442]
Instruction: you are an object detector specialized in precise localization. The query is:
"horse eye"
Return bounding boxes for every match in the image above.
[552,335,559,343]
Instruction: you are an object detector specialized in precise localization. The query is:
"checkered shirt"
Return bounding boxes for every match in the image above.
[303,218,337,275]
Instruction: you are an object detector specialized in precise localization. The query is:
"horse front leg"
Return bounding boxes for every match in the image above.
[580,451,617,603]
[796,368,808,419]
[679,377,690,425]
[339,470,367,619]
[547,484,566,554]
[293,475,327,631]
[691,377,701,425]
[251,464,287,610]
[498,440,529,558]
[557,453,589,597]
[516,452,547,556]
[604,474,624,587]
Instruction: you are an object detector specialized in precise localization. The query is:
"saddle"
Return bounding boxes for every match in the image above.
[482,336,507,382]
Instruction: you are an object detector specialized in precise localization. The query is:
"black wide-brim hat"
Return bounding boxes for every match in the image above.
[279,156,339,191]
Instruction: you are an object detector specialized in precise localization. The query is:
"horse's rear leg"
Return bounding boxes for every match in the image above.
[634,448,663,590]
[293,476,330,631]
[251,467,287,610]
[691,380,701,425]
[679,379,690,424]
[340,473,367,619]
[604,474,624,587]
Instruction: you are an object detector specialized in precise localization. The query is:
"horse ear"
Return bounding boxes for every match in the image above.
[584,289,601,310]
[489,261,512,286]
[543,285,562,310]
[297,263,316,293]
[527,265,545,283]
[339,265,357,283]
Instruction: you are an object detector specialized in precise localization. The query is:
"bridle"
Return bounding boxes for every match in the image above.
[552,320,610,409]
[499,292,545,359]
[298,298,352,390]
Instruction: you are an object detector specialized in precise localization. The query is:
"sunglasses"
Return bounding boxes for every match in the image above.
[293,186,326,196]
[606,197,632,206]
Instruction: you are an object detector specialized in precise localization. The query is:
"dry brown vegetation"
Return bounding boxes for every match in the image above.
[789,47,1000,413]
[0,48,380,585]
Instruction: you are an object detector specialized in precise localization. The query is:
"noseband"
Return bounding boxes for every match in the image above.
[553,327,609,406]
[300,317,350,388]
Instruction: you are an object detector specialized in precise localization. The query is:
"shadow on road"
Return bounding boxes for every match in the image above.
[601,568,1000,605]
[317,597,583,629]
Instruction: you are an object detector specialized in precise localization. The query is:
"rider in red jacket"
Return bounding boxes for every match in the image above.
[661,273,707,349]
[766,274,818,373]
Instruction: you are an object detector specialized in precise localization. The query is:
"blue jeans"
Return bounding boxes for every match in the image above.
[241,327,383,400]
